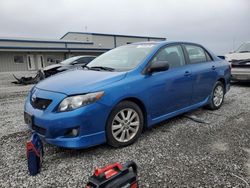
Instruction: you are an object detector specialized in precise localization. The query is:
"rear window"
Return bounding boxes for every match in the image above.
[185,45,212,64]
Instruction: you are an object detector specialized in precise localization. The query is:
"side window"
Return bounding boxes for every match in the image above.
[185,45,208,64]
[205,51,213,62]
[74,58,89,65]
[76,57,95,64]
[86,57,95,63]
[151,45,185,68]
[89,57,96,62]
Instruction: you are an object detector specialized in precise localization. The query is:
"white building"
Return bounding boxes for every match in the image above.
[0,32,166,72]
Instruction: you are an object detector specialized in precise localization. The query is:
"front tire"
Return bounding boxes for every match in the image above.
[207,81,225,110]
[106,101,144,147]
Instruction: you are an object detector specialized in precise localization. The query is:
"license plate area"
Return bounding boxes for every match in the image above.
[24,112,33,126]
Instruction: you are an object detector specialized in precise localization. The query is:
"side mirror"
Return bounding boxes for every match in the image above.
[217,55,225,60]
[146,61,169,74]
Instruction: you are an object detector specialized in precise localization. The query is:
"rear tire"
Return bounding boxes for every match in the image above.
[207,81,225,110]
[106,101,144,147]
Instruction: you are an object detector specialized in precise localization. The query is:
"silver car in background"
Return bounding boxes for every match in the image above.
[225,42,250,82]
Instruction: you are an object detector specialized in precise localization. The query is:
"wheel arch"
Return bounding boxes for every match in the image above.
[116,97,148,130]
[217,77,226,92]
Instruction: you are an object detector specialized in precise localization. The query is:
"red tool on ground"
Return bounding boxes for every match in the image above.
[86,161,138,188]
[26,133,44,176]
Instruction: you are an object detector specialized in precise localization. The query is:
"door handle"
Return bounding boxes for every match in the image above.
[211,66,216,70]
[184,71,192,76]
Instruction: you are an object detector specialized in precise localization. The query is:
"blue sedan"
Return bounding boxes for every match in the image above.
[24,41,231,149]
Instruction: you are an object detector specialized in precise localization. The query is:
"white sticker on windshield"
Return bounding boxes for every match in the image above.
[136,45,154,48]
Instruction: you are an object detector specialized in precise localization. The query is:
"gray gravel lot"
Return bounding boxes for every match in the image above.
[0,72,250,187]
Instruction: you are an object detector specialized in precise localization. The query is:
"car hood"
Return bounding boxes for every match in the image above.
[36,69,126,95]
[43,64,63,71]
[225,52,250,61]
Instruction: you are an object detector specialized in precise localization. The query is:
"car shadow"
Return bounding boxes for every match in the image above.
[45,108,206,161]
[49,114,185,157]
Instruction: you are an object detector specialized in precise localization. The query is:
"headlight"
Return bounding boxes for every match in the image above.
[58,91,104,112]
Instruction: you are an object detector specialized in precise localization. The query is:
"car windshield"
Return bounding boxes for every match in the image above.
[87,44,155,71]
[60,56,81,65]
[236,43,250,53]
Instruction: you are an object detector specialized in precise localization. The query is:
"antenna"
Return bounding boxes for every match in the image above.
[232,36,236,51]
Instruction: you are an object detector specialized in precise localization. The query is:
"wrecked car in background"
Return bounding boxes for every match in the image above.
[13,55,96,85]
[42,55,96,78]
[12,70,45,85]
[225,42,250,82]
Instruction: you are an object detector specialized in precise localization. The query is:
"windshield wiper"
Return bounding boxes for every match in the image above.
[89,66,115,71]
[83,65,91,70]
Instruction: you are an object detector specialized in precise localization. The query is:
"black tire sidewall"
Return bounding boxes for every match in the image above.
[106,101,144,147]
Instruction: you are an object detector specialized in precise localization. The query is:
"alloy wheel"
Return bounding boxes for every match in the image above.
[111,108,140,143]
[213,85,224,107]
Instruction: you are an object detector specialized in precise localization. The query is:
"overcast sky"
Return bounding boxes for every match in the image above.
[0,0,249,54]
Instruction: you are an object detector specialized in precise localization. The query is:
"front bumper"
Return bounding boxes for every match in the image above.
[24,88,111,149]
[231,68,250,81]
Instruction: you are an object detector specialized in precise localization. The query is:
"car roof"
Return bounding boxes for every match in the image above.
[131,41,203,47]
[70,55,96,58]
[130,41,218,60]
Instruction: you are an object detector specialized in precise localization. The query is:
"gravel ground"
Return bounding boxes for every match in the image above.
[0,72,250,187]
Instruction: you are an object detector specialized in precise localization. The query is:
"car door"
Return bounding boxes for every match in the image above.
[145,44,193,119]
[183,44,218,105]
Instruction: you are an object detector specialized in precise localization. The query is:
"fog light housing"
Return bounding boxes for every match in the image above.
[64,128,79,137]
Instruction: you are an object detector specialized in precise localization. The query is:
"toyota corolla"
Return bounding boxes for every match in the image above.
[24,41,231,149]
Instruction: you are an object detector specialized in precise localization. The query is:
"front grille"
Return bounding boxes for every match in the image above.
[31,97,52,110]
[32,124,46,135]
